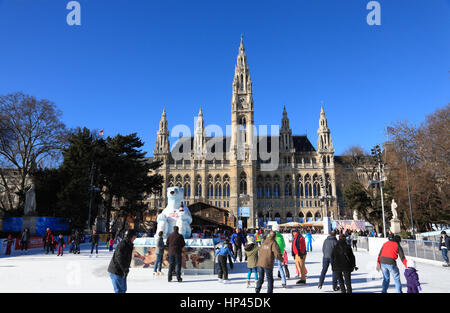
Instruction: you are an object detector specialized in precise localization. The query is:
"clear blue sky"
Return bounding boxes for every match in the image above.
[0,0,448,156]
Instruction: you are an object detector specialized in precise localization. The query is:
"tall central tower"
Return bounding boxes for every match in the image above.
[230,35,255,161]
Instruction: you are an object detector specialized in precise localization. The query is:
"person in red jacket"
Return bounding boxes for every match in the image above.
[292,229,307,284]
[377,235,407,293]
[44,228,55,254]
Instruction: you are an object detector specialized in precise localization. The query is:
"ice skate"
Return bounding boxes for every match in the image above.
[218,278,223,283]
[223,279,230,284]
[246,280,251,288]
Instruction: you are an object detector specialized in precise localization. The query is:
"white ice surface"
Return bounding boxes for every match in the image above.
[0,241,449,293]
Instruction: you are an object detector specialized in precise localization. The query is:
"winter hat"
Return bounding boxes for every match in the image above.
[247,236,255,244]
[408,259,416,269]
[272,223,280,232]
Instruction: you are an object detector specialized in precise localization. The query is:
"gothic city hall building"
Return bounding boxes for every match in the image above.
[147,36,337,229]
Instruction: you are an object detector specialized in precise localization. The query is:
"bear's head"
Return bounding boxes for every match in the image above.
[166,186,184,209]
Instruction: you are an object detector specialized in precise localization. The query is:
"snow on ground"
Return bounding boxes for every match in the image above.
[0,240,449,293]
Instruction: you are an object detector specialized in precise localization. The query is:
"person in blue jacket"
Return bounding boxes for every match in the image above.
[230,228,247,262]
[305,230,314,252]
[215,240,236,283]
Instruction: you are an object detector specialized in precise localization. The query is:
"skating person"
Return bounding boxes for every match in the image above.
[377,235,408,293]
[215,240,236,284]
[305,230,314,252]
[292,230,307,285]
[230,228,246,262]
[244,235,259,287]
[166,226,185,283]
[404,260,421,293]
[44,228,55,254]
[107,234,115,251]
[69,230,75,253]
[153,231,165,276]
[282,249,290,279]
[255,231,283,294]
[351,231,358,251]
[331,234,357,293]
[4,235,14,255]
[318,230,339,291]
[272,223,287,288]
[73,229,81,254]
[107,229,137,293]
[90,230,99,257]
[20,228,30,253]
[56,234,65,256]
[439,231,450,267]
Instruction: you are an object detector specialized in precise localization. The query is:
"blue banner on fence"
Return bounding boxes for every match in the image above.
[2,217,23,232]
[36,217,69,236]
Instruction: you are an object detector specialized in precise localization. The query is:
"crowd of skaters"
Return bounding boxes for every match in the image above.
[2,224,449,294]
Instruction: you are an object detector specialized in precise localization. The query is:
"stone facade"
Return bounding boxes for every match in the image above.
[146,36,337,229]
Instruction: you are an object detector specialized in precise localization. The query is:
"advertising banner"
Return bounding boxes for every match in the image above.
[131,246,215,271]
[238,207,250,217]
[2,217,23,233]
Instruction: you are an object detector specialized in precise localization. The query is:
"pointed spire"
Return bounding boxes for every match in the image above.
[198,107,203,116]
[239,33,245,54]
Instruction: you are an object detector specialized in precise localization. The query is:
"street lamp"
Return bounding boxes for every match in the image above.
[371,145,387,238]
[87,162,100,231]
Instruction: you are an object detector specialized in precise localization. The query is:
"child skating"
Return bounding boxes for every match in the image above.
[404,260,421,293]
[244,235,259,287]
[215,240,236,284]
[56,234,65,256]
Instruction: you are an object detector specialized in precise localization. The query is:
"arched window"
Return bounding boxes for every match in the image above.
[184,183,191,197]
[313,182,321,197]
[215,184,222,198]
[305,182,311,197]
[239,172,247,195]
[296,183,304,197]
[224,183,230,198]
[208,184,213,197]
[257,184,263,198]
[196,184,202,197]
[265,184,272,198]
[273,184,280,198]
[285,183,292,197]
[315,211,321,221]
[306,211,313,222]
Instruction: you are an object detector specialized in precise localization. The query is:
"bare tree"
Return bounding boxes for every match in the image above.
[0,92,67,215]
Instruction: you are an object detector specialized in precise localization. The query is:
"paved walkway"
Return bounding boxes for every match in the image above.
[0,242,449,293]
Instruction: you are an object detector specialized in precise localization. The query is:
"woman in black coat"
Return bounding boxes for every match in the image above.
[331,234,357,293]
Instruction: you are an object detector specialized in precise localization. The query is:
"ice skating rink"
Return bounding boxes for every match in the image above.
[0,241,449,293]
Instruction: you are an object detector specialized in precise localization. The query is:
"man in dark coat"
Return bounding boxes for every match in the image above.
[318,230,339,291]
[166,226,185,282]
[107,229,136,293]
[230,228,246,262]
[20,228,30,253]
[90,230,100,257]
[331,234,357,293]
[73,230,82,254]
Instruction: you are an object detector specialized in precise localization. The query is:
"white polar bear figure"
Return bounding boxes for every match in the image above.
[156,187,192,239]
